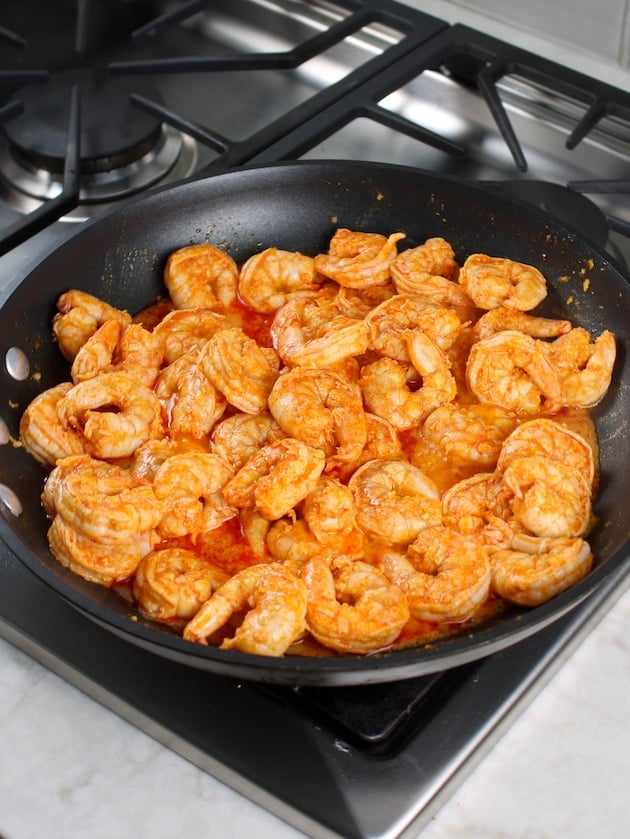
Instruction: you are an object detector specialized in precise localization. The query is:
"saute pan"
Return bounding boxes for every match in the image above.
[0,161,628,686]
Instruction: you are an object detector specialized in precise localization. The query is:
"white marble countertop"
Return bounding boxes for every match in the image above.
[1,580,628,839]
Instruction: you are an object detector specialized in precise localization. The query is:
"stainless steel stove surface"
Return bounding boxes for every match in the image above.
[1,3,629,838]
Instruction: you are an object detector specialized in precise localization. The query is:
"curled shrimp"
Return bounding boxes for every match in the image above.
[153,308,228,364]
[155,350,226,439]
[422,403,517,469]
[379,525,491,622]
[268,367,367,468]
[348,459,442,546]
[183,562,307,656]
[466,330,561,414]
[497,418,595,489]
[19,382,84,466]
[502,455,592,539]
[70,321,163,387]
[211,412,285,473]
[43,454,162,543]
[57,370,162,459]
[472,306,571,341]
[546,328,616,408]
[314,228,405,288]
[199,327,280,414]
[131,436,208,481]
[490,533,593,606]
[266,478,365,563]
[302,476,364,555]
[222,437,326,521]
[153,452,236,539]
[360,332,457,431]
[48,515,157,586]
[164,243,238,311]
[238,247,319,313]
[335,281,397,319]
[52,289,132,361]
[334,412,403,482]
[302,556,410,654]
[270,295,368,368]
[390,237,459,288]
[70,319,122,382]
[132,547,229,622]
[458,253,547,311]
[441,472,515,551]
[365,293,464,359]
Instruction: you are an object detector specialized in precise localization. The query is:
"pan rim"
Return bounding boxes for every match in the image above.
[1,158,629,685]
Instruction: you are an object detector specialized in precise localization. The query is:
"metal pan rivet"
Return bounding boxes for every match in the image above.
[0,417,9,445]
[5,346,30,381]
[0,483,22,517]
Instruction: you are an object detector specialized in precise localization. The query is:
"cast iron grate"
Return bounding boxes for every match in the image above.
[0,0,448,255]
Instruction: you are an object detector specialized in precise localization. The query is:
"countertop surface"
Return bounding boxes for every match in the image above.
[1,581,629,839]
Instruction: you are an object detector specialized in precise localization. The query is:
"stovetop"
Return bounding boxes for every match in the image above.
[1,3,630,838]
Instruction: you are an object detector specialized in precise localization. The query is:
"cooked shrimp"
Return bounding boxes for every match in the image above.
[441,471,515,550]
[302,556,410,654]
[239,508,273,559]
[502,455,592,538]
[56,370,162,459]
[19,382,84,466]
[114,323,163,387]
[199,327,280,414]
[164,243,239,311]
[52,289,132,360]
[153,452,236,539]
[314,228,405,288]
[48,515,156,586]
[211,412,285,473]
[422,403,517,469]
[183,562,307,656]
[490,533,593,606]
[222,437,326,521]
[131,436,208,481]
[334,412,403,482]
[155,350,226,439]
[70,319,122,382]
[472,307,572,341]
[390,237,459,286]
[270,295,368,368]
[302,476,364,555]
[268,367,367,467]
[365,293,464,359]
[70,321,163,387]
[348,459,442,545]
[458,253,547,311]
[497,418,595,489]
[132,547,229,622]
[360,332,456,431]
[335,281,397,319]
[265,518,326,564]
[466,330,562,414]
[546,328,616,408]
[44,454,162,543]
[152,308,228,364]
[379,525,491,622]
[238,247,319,313]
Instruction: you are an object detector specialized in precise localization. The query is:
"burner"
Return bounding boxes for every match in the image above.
[0,71,197,219]
[5,71,165,173]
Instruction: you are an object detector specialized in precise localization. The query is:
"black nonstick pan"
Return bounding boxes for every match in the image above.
[0,160,628,686]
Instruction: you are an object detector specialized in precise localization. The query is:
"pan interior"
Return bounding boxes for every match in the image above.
[0,161,629,684]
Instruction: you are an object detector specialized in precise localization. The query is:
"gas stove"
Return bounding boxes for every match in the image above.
[1,3,629,838]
